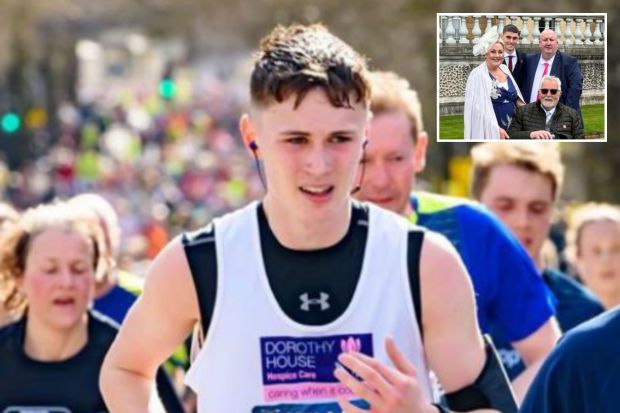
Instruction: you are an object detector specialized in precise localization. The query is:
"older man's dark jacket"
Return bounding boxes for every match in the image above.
[508,101,584,139]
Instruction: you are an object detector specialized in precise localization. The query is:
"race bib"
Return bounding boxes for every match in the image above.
[259,333,373,403]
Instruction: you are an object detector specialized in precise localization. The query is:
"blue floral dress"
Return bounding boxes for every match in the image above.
[489,73,518,130]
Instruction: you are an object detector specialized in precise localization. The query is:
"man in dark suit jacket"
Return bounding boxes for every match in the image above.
[502,24,527,89]
[521,29,583,118]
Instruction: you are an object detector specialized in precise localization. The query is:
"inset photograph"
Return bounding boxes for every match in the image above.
[437,14,606,141]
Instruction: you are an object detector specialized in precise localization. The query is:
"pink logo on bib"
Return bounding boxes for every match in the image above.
[340,337,362,353]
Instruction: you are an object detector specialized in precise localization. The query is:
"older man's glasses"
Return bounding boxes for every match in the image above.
[540,88,559,95]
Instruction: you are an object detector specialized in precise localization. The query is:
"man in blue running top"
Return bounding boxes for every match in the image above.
[353,71,560,402]
[470,142,604,380]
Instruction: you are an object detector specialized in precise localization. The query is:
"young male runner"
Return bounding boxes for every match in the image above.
[353,71,560,402]
[101,24,515,413]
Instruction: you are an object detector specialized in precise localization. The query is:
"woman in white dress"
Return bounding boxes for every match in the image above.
[464,26,525,140]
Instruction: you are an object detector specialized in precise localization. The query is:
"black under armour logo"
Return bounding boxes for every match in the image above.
[299,292,330,311]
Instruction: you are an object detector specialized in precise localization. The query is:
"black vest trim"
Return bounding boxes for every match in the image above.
[182,224,217,337]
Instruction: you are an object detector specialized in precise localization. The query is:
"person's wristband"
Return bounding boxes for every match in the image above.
[432,403,451,413]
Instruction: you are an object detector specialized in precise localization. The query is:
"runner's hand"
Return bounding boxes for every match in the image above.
[334,337,435,413]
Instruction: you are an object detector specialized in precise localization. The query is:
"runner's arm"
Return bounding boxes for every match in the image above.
[100,237,200,412]
[335,230,508,413]
[510,319,560,403]
[421,232,512,413]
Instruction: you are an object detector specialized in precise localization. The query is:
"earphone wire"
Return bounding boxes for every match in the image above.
[251,148,268,192]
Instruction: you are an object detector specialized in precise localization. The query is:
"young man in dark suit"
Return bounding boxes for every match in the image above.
[521,29,583,119]
[502,24,526,89]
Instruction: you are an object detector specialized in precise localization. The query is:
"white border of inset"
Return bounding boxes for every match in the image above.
[436,12,607,142]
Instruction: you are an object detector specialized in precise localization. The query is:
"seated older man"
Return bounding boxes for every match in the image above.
[508,75,584,139]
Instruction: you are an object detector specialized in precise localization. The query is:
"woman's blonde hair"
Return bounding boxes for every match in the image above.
[0,201,112,314]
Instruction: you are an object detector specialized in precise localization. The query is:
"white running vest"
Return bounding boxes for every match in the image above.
[185,201,432,412]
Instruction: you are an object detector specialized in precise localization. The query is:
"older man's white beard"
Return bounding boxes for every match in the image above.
[541,97,558,110]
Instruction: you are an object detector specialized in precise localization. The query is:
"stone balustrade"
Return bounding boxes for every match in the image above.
[439,15,605,46]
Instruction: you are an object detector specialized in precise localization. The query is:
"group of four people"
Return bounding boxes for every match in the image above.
[464,24,584,140]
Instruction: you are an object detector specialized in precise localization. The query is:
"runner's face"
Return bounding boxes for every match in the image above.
[20,228,95,331]
[577,220,620,307]
[354,111,423,216]
[480,164,554,262]
[253,88,368,221]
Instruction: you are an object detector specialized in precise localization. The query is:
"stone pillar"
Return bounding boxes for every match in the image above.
[521,16,531,45]
[555,17,563,44]
[446,16,457,44]
[584,18,593,45]
[593,18,603,45]
[574,18,584,45]
[458,17,469,44]
[564,17,573,46]
[532,17,541,44]
[440,16,445,43]
[472,16,482,44]
[485,15,494,33]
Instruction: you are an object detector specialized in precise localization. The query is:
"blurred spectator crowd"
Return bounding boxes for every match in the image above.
[0,75,264,275]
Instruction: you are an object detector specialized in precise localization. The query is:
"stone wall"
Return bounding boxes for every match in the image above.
[439,45,605,116]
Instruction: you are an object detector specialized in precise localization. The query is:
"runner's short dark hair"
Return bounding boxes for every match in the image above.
[250,24,371,109]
